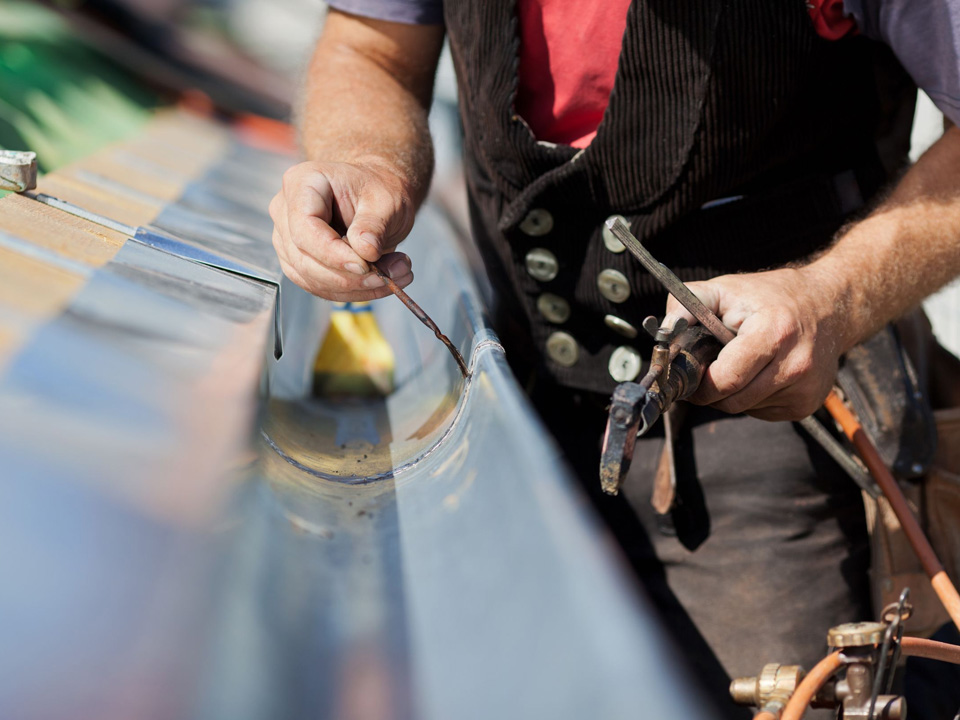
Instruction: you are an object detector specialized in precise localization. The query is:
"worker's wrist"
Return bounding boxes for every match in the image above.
[353,153,428,208]
[799,218,900,354]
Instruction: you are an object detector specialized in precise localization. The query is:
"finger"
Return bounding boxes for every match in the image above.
[278,237,413,302]
[329,271,413,303]
[710,358,784,415]
[745,405,796,422]
[344,188,405,262]
[270,193,292,250]
[289,202,371,277]
[276,254,312,296]
[663,281,721,328]
[272,228,295,272]
[688,317,778,405]
[375,252,412,278]
[740,377,831,419]
[286,239,384,293]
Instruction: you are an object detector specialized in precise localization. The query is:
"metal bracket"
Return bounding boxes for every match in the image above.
[0,150,38,193]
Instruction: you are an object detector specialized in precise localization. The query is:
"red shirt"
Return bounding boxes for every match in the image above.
[515,0,857,149]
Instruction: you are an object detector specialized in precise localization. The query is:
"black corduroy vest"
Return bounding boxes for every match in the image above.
[443,0,910,395]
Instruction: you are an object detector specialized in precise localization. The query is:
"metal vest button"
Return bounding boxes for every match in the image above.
[526,248,559,282]
[597,269,631,303]
[519,208,554,237]
[537,293,571,324]
[604,314,638,339]
[609,346,642,382]
[546,331,579,367]
[602,215,628,253]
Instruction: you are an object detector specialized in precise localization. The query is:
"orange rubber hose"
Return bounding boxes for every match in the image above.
[824,390,960,634]
[769,638,960,720]
[900,636,960,664]
[780,651,845,720]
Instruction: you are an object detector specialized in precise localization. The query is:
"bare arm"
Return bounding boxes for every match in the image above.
[664,126,960,421]
[270,10,445,301]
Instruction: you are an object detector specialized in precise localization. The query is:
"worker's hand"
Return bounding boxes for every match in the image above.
[269,160,416,302]
[662,267,852,422]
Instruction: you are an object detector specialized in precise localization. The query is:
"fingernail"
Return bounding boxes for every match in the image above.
[385,256,411,278]
[343,262,366,275]
[362,274,385,289]
[359,232,379,258]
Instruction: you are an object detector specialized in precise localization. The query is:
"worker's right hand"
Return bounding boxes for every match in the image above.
[269,160,416,302]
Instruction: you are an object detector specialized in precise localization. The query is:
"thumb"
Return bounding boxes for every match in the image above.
[344,184,412,263]
[662,280,722,328]
[344,211,387,264]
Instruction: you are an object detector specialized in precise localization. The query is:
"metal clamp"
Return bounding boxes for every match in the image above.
[0,150,38,193]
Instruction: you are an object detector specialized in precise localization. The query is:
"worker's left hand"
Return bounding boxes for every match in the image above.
[662,266,852,422]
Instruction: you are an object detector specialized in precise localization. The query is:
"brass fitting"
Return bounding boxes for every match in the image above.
[730,663,805,707]
[826,622,886,649]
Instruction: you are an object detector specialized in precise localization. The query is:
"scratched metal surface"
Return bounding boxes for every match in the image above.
[0,130,712,719]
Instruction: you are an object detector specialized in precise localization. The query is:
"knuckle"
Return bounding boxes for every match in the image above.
[290,248,309,277]
[791,354,815,381]
[281,166,297,192]
[268,193,282,220]
[771,314,800,348]
[715,397,747,416]
[782,350,815,385]
[279,261,305,290]
[333,274,356,292]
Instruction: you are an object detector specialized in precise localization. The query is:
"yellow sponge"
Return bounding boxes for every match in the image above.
[312,301,396,397]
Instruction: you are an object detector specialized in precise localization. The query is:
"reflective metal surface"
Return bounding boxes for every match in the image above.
[0,112,713,720]
[0,149,38,192]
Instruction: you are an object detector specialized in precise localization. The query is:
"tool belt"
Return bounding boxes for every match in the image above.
[844,309,960,635]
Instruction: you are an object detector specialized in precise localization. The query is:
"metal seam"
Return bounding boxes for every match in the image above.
[261,338,506,483]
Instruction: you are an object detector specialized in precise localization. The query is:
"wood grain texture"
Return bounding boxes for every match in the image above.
[0,193,125,266]
[0,108,231,370]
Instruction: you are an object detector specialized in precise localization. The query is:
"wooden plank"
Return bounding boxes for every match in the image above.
[0,194,126,266]
[0,109,233,371]
[74,154,188,202]
[0,247,85,315]
[39,174,162,229]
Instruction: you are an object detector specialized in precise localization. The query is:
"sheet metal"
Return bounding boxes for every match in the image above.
[0,117,714,719]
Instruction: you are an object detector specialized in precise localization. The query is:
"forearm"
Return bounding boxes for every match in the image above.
[807,125,960,351]
[298,10,443,209]
[269,12,443,302]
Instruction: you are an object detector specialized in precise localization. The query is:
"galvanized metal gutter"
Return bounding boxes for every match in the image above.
[0,115,714,720]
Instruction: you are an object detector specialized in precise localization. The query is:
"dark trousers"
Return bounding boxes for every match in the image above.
[532,386,872,720]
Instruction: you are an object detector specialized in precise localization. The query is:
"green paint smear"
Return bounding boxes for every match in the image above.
[0,1,159,196]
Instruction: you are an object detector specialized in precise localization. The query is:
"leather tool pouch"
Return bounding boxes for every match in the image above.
[847,310,960,635]
[836,323,936,480]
